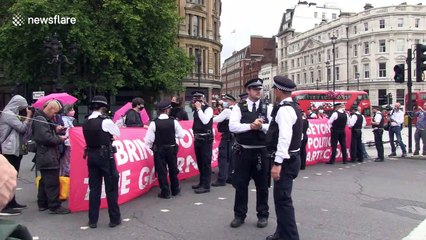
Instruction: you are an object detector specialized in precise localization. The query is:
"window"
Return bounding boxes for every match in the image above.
[379,19,385,29]
[332,13,337,19]
[310,71,314,83]
[304,56,307,66]
[363,63,370,79]
[379,40,386,53]
[335,47,339,59]
[397,18,403,27]
[397,89,405,105]
[415,39,420,44]
[378,89,387,106]
[311,54,314,64]
[364,22,368,31]
[415,18,420,28]
[318,70,322,81]
[379,63,386,77]
[314,12,318,18]
[304,72,307,83]
[353,65,358,79]
[364,42,369,54]
[192,16,199,36]
[297,58,300,67]
[327,49,331,60]
[396,39,405,52]
[327,68,331,82]
[297,74,300,84]
[291,59,295,68]
[354,44,358,57]
[322,12,326,19]
[354,25,357,34]
[318,52,322,62]
[336,67,340,80]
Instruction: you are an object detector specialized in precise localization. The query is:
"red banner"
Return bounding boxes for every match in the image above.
[68,121,221,212]
[306,118,352,165]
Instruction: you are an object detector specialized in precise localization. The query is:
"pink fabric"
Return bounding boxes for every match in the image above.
[112,102,150,125]
[32,93,78,109]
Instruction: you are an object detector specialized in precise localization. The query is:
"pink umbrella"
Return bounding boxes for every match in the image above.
[33,92,78,109]
[113,102,150,125]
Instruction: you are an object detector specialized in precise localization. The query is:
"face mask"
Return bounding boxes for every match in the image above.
[223,102,229,108]
[171,102,179,108]
[319,110,324,114]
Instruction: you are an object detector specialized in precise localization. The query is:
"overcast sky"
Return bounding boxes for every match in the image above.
[220,0,426,63]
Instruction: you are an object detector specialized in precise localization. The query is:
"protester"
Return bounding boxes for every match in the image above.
[0,95,33,216]
[170,96,189,121]
[326,103,349,164]
[191,91,214,194]
[0,154,17,211]
[317,106,328,119]
[371,106,385,162]
[349,106,366,163]
[413,102,426,155]
[82,96,121,228]
[307,108,317,119]
[266,76,301,240]
[33,100,70,214]
[300,110,309,170]
[144,100,185,199]
[60,104,75,177]
[387,102,407,157]
[125,97,144,127]
[229,78,271,228]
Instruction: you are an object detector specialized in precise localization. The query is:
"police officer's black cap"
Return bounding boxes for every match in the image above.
[156,100,172,110]
[91,95,109,107]
[191,91,205,98]
[244,78,263,89]
[334,103,344,108]
[372,105,381,110]
[239,92,248,98]
[223,94,236,101]
[272,75,297,92]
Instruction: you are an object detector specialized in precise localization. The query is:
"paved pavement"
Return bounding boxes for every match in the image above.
[4,127,426,240]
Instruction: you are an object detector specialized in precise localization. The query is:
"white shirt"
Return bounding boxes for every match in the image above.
[389,109,404,126]
[328,109,349,126]
[144,114,185,149]
[229,98,272,134]
[213,108,232,123]
[88,111,120,137]
[349,112,366,128]
[196,105,214,125]
[274,97,299,164]
[372,112,382,129]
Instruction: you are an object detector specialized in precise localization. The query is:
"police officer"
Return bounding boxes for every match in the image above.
[371,106,385,162]
[212,94,236,187]
[238,92,248,103]
[82,96,121,229]
[326,103,349,164]
[349,107,366,163]
[191,91,214,194]
[265,76,302,240]
[144,100,185,198]
[229,78,271,229]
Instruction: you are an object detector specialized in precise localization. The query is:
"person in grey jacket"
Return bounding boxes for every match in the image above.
[32,100,69,214]
[0,95,33,216]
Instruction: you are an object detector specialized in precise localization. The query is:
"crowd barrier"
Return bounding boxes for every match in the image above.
[68,119,351,212]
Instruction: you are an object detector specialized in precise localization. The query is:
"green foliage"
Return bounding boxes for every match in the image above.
[0,0,193,99]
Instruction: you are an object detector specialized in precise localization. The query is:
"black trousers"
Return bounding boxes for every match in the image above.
[216,133,234,183]
[233,147,269,220]
[350,129,363,162]
[330,129,347,163]
[87,150,121,224]
[373,129,384,160]
[300,138,308,170]
[274,152,301,240]
[3,154,22,209]
[37,169,61,210]
[194,139,213,188]
[154,145,180,196]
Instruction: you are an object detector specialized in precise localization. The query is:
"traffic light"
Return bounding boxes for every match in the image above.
[393,64,405,83]
[416,44,426,82]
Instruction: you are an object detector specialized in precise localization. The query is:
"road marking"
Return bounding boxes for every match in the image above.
[218,197,226,200]
[316,173,322,176]
[321,208,329,212]
[303,176,309,179]
[251,189,256,192]
[338,168,343,170]
[33,237,40,240]
[402,217,426,240]
[352,164,356,167]
[194,202,203,206]
[123,218,131,222]
[345,166,350,168]
[80,226,89,230]
[160,209,170,212]
[327,171,333,173]
[16,188,22,191]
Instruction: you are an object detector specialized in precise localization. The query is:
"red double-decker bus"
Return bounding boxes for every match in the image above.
[404,91,426,125]
[291,90,371,125]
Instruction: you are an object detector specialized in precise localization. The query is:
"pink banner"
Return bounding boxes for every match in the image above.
[69,121,221,212]
[305,118,352,165]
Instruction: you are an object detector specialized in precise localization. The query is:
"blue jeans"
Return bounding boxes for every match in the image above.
[389,125,407,154]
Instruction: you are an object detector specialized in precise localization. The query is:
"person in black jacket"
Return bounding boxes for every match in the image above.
[326,103,349,164]
[124,97,144,127]
[33,100,69,214]
[300,110,309,170]
[170,96,189,121]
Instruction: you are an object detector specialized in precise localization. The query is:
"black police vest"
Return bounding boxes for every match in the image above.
[373,112,384,128]
[332,111,347,131]
[266,101,302,153]
[192,105,213,133]
[82,116,113,147]
[235,100,269,146]
[153,118,176,146]
[352,114,363,130]
[217,119,230,133]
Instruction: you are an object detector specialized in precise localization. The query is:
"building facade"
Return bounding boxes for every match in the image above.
[221,36,276,99]
[258,63,277,102]
[277,3,426,106]
[177,0,222,102]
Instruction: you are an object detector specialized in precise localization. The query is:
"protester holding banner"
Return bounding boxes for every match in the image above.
[144,100,185,199]
[371,106,385,162]
[229,78,272,229]
[82,96,121,228]
[326,103,349,164]
[125,97,145,127]
[266,76,301,240]
[212,94,236,187]
[349,107,366,163]
[191,91,214,194]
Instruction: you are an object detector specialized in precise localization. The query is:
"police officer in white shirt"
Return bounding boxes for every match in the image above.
[388,102,407,157]
[349,106,366,162]
[371,106,385,161]
[327,103,349,164]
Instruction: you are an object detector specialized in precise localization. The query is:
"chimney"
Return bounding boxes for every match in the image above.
[364,3,374,10]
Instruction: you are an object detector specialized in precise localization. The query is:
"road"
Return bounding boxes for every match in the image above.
[5,128,426,240]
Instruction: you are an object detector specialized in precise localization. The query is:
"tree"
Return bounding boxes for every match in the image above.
[0,0,193,100]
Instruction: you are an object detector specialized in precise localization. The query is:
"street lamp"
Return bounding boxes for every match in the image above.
[195,48,201,91]
[44,32,77,92]
[331,35,337,108]
[355,72,360,91]
[325,60,330,90]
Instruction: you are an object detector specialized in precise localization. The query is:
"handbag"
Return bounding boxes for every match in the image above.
[35,173,70,201]
[384,123,390,131]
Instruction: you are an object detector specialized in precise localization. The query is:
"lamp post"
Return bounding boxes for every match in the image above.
[44,32,77,92]
[195,48,201,92]
[355,72,360,91]
[325,60,330,90]
[331,35,337,108]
